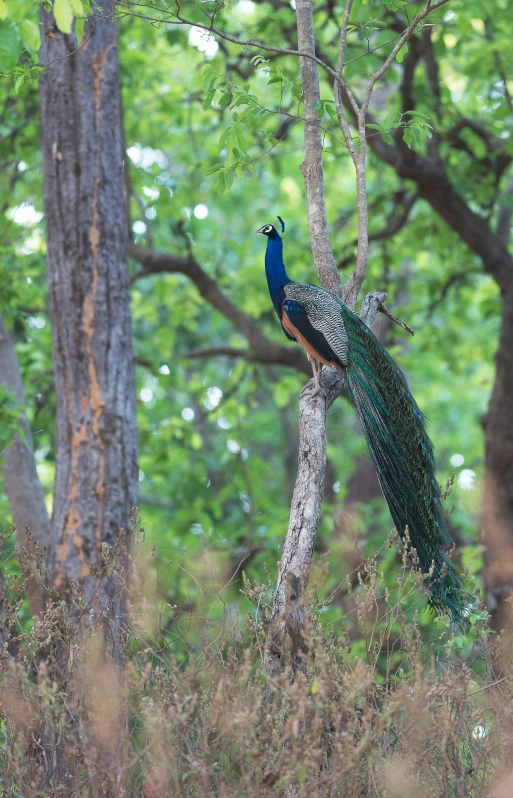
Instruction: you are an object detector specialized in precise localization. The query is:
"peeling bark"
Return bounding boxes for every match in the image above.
[39,3,138,648]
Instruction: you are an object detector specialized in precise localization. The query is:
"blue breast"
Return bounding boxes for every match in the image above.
[264,233,291,319]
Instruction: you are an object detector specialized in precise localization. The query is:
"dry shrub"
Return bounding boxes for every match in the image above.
[0,530,509,797]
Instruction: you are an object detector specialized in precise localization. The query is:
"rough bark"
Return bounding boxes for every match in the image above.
[481,287,513,633]
[296,0,342,298]
[39,3,138,647]
[0,314,51,616]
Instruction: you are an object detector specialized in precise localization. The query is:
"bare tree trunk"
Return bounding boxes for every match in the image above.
[39,4,138,645]
[296,0,341,297]
[482,287,513,634]
[0,314,51,616]
[37,5,138,792]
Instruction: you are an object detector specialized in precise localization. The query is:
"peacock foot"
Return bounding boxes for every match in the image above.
[300,378,325,401]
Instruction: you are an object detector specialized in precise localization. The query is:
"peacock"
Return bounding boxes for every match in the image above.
[256,217,470,627]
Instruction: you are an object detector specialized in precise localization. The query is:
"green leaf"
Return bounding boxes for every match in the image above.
[234,127,247,155]
[396,43,408,64]
[0,23,19,71]
[403,127,414,148]
[366,123,382,131]
[218,126,232,152]
[404,110,431,120]
[291,82,302,101]
[54,0,74,34]
[75,16,84,44]
[19,19,40,52]
[215,170,226,194]
[384,112,402,129]
[202,66,217,93]
[70,0,83,13]
[382,130,393,145]
[0,1,7,22]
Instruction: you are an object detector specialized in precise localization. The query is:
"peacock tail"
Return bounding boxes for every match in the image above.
[339,300,469,627]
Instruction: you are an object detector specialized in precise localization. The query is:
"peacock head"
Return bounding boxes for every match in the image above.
[256,216,285,238]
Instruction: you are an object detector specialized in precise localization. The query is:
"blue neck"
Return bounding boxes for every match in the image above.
[265,233,291,316]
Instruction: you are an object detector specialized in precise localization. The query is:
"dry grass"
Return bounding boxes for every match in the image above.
[0,525,510,798]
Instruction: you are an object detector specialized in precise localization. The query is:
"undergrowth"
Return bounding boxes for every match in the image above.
[0,523,510,798]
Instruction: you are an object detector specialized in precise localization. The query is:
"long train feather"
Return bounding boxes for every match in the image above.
[339,300,470,626]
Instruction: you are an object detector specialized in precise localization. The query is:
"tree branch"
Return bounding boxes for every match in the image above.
[445,117,510,156]
[296,0,342,297]
[361,0,451,116]
[337,87,513,291]
[426,268,482,315]
[497,174,513,249]
[114,1,346,88]
[182,346,310,371]
[338,192,418,270]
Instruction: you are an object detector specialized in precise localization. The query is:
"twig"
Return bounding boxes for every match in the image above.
[378,302,414,336]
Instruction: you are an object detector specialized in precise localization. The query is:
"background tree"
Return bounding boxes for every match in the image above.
[38,1,138,650]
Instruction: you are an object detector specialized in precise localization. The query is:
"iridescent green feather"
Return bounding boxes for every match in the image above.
[338,299,470,627]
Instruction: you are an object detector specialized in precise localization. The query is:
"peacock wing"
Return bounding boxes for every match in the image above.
[284,283,349,369]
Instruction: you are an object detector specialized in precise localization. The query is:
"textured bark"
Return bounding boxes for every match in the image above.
[39,4,138,644]
[0,314,51,616]
[481,287,513,633]
[296,0,342,298]
[264,293,386,675]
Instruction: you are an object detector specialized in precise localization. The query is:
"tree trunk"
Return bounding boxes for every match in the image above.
[39,2,138,651]
[482,286,513,634]
[0,313,51,616]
